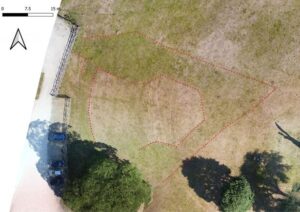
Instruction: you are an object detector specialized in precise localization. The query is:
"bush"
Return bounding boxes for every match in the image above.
[221,176,254,212]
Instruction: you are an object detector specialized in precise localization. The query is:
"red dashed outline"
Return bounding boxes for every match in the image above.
[159,86,276,187]
[88,69,206,149]
[81,31,277,188]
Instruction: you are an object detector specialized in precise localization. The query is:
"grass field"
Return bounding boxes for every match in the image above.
[59,0,300,211]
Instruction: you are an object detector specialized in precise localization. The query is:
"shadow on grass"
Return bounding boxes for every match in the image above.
[276,122,300,149]
[182,150,291,211]
[241,150,290,211]
[181,157,232,207]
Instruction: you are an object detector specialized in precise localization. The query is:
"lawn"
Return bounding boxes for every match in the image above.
[60,31,270,197]
[59,0,300,211]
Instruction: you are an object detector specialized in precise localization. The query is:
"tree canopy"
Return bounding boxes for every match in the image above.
[182,150,290,211]
[281,194,300,212]
[281,183,300,212]
[240,150,290,211]
[220,176,254,212]
[62,137,151,212]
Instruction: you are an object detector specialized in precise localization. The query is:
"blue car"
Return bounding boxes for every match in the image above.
[50,160,64,168]
[48,132,66,142]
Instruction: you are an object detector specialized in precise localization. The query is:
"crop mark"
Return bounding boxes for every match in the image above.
[158,85,277,188]
[87,68,206,148]
[82,31,277,191]
[84,31,275,150]
[85,31,276,150]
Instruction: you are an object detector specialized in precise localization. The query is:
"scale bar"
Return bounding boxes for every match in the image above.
[2,13,28,17]
[2,12,54,17]
[28,13,54,17]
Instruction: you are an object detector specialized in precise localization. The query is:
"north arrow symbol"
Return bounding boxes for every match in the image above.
[10,28,27,50]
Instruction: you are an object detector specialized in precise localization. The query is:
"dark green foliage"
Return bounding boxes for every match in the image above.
[221,176,254,212]
[293,183,300,192]
[281,194,300,212]
[281,183,300,212]
[182,150,291,211]
[240,150,290,211]
[63,135,151,212]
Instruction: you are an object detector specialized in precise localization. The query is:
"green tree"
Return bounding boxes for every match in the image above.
[240,150,290,211]
[282,194,300,212]
[62,138,151,212]
[221,176,254,212]
[281,183,300,212]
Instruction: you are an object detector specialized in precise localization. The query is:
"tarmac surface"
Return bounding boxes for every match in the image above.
[10,17,72,212]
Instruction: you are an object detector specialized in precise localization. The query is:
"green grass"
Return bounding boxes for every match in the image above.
[57,1,300,210]
[61,0,227,47]
[233,3,300,72]
[61,0,300,74]
[74,33,184,81]
[243,13,292,69]
[62,33,269,188]
[62,10,79,25]
[59,54,96,140]
[112,0,225,45]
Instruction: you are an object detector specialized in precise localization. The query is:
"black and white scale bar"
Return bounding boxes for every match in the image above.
[2,12,54,17]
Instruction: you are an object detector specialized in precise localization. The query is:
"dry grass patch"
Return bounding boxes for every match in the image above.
[60,33,271,190]
[91,73,204,145]
[56,1,300,211]
[142,77,203,144]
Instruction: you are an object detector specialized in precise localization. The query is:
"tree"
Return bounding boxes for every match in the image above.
[220,176,254,212]
[62,137,151,212]
[281,183,300,212]
[281,194,300,212]
[240,150,290,211]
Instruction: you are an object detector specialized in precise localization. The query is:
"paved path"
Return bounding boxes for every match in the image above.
[11,17,72,212]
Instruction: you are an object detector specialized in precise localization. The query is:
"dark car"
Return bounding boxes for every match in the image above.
[50,160,64,168]
[48,131,66,142]
[49,176,64,186]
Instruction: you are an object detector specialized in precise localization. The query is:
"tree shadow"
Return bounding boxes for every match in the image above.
[182,156,232,207]
[276,122,300,149]
[240,150,290,211]
[27,119,119,196]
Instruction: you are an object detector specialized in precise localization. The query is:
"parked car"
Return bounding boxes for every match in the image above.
[50,160,64,168]
[48,168,63,177]
[48,131,66,142]
[49,176,64,186]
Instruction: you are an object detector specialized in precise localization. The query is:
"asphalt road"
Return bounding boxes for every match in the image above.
[11,17,72,212]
